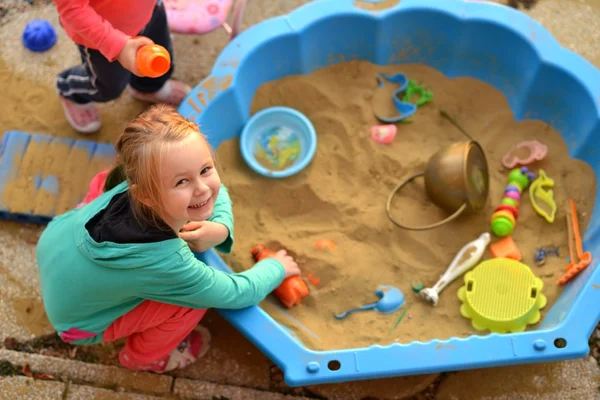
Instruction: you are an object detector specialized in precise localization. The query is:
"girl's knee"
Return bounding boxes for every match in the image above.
[174,305,207,321]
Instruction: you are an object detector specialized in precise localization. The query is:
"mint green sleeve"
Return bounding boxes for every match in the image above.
[207,184,234,254]
[135,248,285,310]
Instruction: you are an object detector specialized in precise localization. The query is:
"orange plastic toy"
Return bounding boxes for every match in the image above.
[489,236,522,261]
[136,41,171,78]
[314,238,336,251]
[251,244,309,308]
[558,199,592,285]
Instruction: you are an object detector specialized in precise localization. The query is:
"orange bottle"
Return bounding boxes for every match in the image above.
[136,42,171,78]
[251,244,309,308]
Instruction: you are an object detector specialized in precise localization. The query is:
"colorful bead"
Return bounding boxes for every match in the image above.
[501,198,518,207]
[491,217,514,237]
[504,191,520,201]
[510,182,523,192]
[491,167,535,237]
[495,204,519,220]
[491,210,516,226]
[505,184,522,193]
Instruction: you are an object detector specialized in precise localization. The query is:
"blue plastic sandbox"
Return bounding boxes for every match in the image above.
[181,0,600,387]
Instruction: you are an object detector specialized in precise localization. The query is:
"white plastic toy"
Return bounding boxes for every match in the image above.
[420,232,491,306]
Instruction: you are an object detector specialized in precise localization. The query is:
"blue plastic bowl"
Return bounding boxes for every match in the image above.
[180,0,600,388]
[239,107,317,178]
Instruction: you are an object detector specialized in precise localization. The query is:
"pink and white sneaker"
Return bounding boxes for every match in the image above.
[128,79,192,106]
[119,325,211,373]
[59,96,101,134]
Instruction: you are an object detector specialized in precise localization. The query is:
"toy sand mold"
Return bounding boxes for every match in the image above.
[386,141,490,230]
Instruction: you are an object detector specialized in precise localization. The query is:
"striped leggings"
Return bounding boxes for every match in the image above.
[56,2,174,104]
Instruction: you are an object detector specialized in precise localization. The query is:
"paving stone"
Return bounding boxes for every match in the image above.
[436,358,600,400]
[173,377,314,400]
[66,383,166,400]
[0,375,65,400]
[0,349,172,396]
[307,373,439,400]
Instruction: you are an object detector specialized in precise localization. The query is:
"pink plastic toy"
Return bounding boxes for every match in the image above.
[164,0,246,39]
[502,140,548,169]
[371,124,397,144]
[504,190,520,201]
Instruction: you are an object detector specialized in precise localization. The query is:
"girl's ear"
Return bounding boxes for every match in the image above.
[130,184,153,208]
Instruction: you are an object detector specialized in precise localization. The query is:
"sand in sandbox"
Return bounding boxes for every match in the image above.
[216,60,597,351]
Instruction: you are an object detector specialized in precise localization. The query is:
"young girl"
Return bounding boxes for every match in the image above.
[53,0,191,134]
[36,105,300,372]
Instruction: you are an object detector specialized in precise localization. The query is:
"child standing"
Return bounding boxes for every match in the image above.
[36,105,300,372]
[53,0,191,134]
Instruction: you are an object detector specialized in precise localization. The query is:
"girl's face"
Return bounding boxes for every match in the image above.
[158,133,221,232]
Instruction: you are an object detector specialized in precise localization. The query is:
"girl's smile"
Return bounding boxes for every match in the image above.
[158,134,221,232]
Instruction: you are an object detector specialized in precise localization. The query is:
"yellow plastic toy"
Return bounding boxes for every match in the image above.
[529,169,557,223]
[457,258,547,333]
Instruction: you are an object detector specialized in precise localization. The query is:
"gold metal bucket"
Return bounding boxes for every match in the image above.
[386,141,489,230]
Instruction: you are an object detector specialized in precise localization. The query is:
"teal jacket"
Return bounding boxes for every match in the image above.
[36,181,285,345]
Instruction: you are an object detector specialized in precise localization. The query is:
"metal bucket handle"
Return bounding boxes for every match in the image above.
[386,172,467,231]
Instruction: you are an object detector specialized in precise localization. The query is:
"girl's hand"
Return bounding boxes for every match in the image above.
[272,250,301,278]
[117,36,153,77]
[179,221,229,253]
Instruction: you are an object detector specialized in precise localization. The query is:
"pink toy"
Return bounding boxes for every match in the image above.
[164,0,246,39]
[77,169,109,208]
[371,124,397,144]
[502,140,548,169]
[504,190,520,201]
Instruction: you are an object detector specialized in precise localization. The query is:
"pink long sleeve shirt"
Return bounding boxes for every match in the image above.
[53,0,158,62]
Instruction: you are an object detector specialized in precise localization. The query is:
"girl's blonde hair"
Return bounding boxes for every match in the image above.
[106,104,210,229]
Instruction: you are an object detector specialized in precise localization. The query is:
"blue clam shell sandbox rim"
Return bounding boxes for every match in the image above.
[179,0,600,387]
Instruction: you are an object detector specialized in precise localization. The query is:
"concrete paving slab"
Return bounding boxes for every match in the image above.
[0,375,65,400]
[436,358,600,400]
[0,349,173,396]
[66,383,166,400]
[173,377,314,400]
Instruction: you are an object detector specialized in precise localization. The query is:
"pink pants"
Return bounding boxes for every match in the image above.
[77,169,109,207]
[103,300,206,367]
